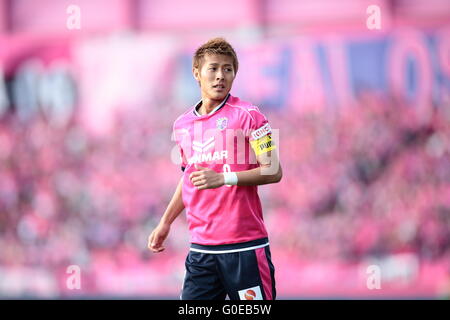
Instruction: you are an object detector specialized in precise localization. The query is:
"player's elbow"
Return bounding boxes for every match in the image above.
[273,165,283,183]
[263,164,282,184]
[259,161,282,184]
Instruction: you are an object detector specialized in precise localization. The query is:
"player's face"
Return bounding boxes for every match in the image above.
[194,54,236,101]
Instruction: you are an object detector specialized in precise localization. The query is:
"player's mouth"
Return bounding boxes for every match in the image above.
[212,84,226,90]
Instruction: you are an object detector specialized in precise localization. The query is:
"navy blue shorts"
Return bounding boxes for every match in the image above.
[181,238,276,300]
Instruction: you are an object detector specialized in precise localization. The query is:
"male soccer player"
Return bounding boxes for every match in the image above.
[147,38,282,300]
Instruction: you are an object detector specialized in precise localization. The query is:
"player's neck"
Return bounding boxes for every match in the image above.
[198,97,223,115]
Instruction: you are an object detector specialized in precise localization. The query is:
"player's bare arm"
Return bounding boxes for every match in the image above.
[148,177,184,253]
[189,149,282,190]
[236,148,283,186]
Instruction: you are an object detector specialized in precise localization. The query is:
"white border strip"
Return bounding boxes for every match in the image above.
[189,242,269,254]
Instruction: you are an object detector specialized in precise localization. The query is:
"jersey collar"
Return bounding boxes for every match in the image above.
[193,93,230,117]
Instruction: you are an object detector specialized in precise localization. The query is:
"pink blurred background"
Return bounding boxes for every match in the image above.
[0,0,449,298]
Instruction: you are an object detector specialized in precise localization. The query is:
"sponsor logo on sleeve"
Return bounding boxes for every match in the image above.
[251,123,272,140]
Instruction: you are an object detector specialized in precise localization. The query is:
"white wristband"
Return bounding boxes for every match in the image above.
[223,172,238,185]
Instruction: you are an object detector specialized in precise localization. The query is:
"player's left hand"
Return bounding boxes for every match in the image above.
[189,164,225,190]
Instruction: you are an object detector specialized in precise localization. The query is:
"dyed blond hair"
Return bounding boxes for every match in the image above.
[193,37,239,74]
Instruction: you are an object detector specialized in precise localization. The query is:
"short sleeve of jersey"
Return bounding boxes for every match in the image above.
[247,107,271,141]
[239,106,265,137]
[243,106,275,156]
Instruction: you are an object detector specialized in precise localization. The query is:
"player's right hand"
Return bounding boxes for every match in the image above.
[148,223,170,253]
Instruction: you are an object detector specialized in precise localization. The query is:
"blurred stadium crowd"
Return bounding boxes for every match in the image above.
[0,90,449,296]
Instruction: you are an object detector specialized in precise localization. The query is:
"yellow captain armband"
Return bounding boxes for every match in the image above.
[250,134,276,156]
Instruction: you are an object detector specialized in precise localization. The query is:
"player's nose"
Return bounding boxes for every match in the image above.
[216,71,224,80]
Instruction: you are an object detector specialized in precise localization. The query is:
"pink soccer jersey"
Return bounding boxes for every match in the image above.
[172,94,275,245]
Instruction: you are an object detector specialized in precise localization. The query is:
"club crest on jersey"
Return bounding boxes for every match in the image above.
[216,117,228,131]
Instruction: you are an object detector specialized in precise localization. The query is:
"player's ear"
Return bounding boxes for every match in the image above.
[193,67,200,82]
